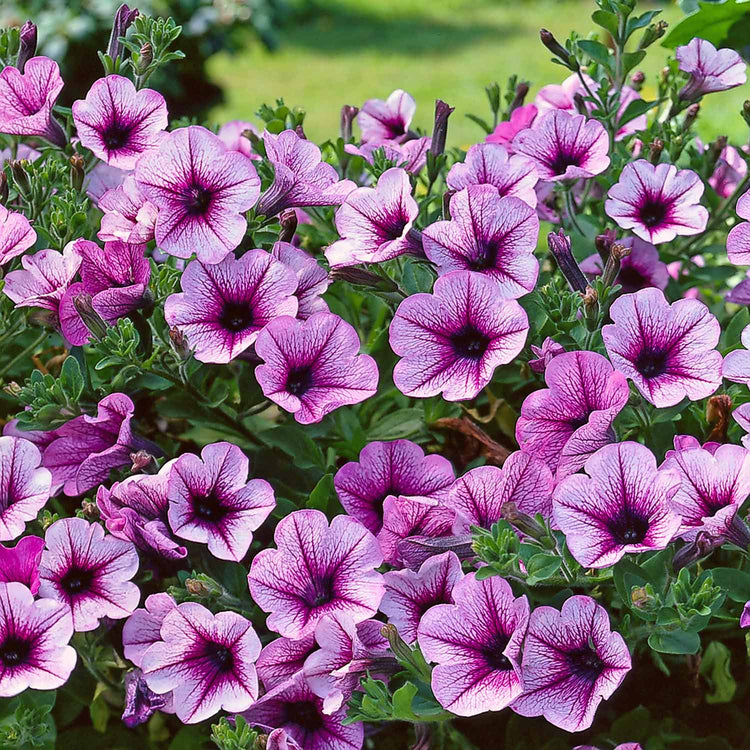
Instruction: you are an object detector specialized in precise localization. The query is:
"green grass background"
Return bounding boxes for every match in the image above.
[208,0,749,149]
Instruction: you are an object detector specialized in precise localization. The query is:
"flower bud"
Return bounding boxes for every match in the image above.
[130,450,154,473]
[648,138,664,165]
[429,99,454,159]
[548,230,588,292]
[10,160,31,198]
[707,394,732,443]
[185,578,212,597]
[673,531,717,572]
[509,81,530,113]
[340,105,358,142]
[601,242,631,288]
[727,513,750,551]
[638,20,668,51]
[581,285,599,330]
[630,71,645,91]
[70,153,85,192]
[80,500,99,521]
[442,188,456,220]
[294,124,307,140]
[278,209,298,244]
[17,21,37,74]
[540,29,577,70]
[683,102,700,132]
[169,326,190,360]
[328,266,399,293]
[135,42,153,76]
[0,172,8,207]
[501,501,548,542]
[73,294,108,341]
[106,3,138,61]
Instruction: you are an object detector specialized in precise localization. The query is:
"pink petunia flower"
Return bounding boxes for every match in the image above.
[217,119,259,159]
[256,633,316,691]
[271,241,330,320]
[486,104,538,148]
[0,536,45,594]
[358,89,415,144]
[345,137,431,174]
[726,189,750,266]
[676,38,746,100]
[0,205,36,265]
[97,175,158,245]
[528,336,565,373]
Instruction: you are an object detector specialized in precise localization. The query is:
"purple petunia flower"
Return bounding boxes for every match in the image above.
[256,632,316,691]
[96,464,187,561]
[486,104,538,148]
[709,144,747,198]
[422,186,539,297]
[0,205,36,265]
[217,120,259,159]
[676,38,746,100]
[334,439,455,534]
[0,437,51,541]
[97,175,158,245]
[167,441,275,562]
[580,236,669,294]
[661,439,750,546]
[553,442,681,568]
[390,270,528,401]
[602,288,722,408]
[446,143,539,207]
[528,336,565,373]
[605,160,708,244]
[257,129,355,217]
[164,250,298,364]
[380,550,463,643]
[726,190,750,266]
[516,350,629,478]
[248,510,384,639]
[141,602,261,724]
[0,57,66,146]
[724,324,750,387]
[511,595,631,732]
[345,137,431,174]
[742,602,750,629]
[122,593,177,669]
[418,573,529,717]
[42,392,153,496]
[135,125,261,263]
[325,167,421,267]
[271,241,329,319]
[122,668,171,728]
[0,582,76,697]
[38,517,140,632]
[448,451,555,527]
[254,312,379,425]
[0,536,45,594]
[72,75,168,169]
[512,110,609,182]
[358,89,415,144]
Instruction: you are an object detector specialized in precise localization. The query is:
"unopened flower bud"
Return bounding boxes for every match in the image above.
[130,450,154,472]
[0,173,8,207]
[540,29,577,70]
[727,514,750,550]
[743,101,750,128]
[17,21,37,74]
[595,229,617,262]
[3,381,21,397]
[509,81,530,113]
[442,189,456,219]
[106,3,138,61]
[294,124,306,140]
[638,20,668,51]
[278,209,298,244]
[601,243,631,287]
[502,501,548,542]
[169,326,190,359]
[80,500,99,520]
[673,531,717,572]
[630,71,645,91]
[429,99,454,159]
[70,153,85,192]
[73,293,108,341]
[548,230,588,292]
[185,578,211,597]
[340,105,358,142]
[572,92,588,115]
[683,103,700,132]
[648,138,664,165]
[329,266,398,293]
[135,42,153,76]
[10,160,31,198]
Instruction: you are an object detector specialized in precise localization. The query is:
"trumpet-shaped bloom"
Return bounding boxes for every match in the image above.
[217,119,259,159]
[256,632,316,691]
[580,236,669,294]
[380,550,463,643]
[164,250,298,364]
[358,89,415,144]
[271,242,329,320]
[0,582,75,697]
[325,168,421,267]
[516,351,629,478]
[418,573,529,716]
[709,144,747,198]
[726,190,750,266]
[602,288,722,408]
[512,110,609,182]
[135,125,260,263]
[248,510,384,639]
[334,439,455,534]
[167,441,275,562]
[446,143,538,207]
[605,160,708,244]
[122,593,177,668]
[97,175,157,245]
[0,536,45,594]
[0,206,36,265]
[140,602,261,724]
[72,75,168,169]
[511,595,631,732]
[553,442,681,568]
[345,137,431,174]
[422,186,539,297]
[0,437,51,541]
[676,38,746,99]
[38,518,140,632]
[448,451,555,527]
[486,104,537,147]
[254,313,379,425]
[390,270,528,401]
[0,57,65,146]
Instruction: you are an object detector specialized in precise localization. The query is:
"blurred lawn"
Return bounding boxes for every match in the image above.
[208,0,748,147]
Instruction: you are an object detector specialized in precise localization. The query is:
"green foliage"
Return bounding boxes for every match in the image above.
[0,691,56,749]
[211,716,258,750]
[662,0,750,48]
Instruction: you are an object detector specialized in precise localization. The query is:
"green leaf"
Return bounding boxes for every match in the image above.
[307,473,334,512]
[618,97,659,127]
[577,39,612,68]
[648,628,701,654]
[259,426,326,470]
[709,567,750,602]
[368,408,425,441]
[592,9,619,35]
[59,356,84,400]
[89,683,109,734]
[700,641,737,703]
[626,9,662,34]
[621,49,647,75]
[525,553,562,584]
[662,0,750,48]
[391,682,419,721]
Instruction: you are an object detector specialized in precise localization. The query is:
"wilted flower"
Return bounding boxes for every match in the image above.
[122,669,171,728]
[358,89,415,144]
[676,38,746,100]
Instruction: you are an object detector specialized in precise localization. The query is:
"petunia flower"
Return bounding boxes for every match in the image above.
[553,442,681,568]
[0,437,51,541]
[254,312,379,425]
[38,517,140,632]
[448,451,555,527]
[140,602,261,724]
[242,671,364,750]
[709,144,747,198]
[345,137,431,174]
[334,439,455,534]
[422,185,539,296]
[676,38,746,100]
[135,125,261,263]
[325,167,422,267]
[605,160,708,244]
[167,441,275,562]
[390,270,528,401]
[418,573,529,717]
[0,536,45,594]
[257,129,355,217]
[248,509,384,639]
[217,119,259,159]
[0,582,76,697]
[271,241,329,319]
[122,668,171,728]
[512,110,610,182]
[256,632,316,691]
[85,161,129,204]
[742,602,750,629]
[511,595,631,732]
[72,75,168,169]
[486,104,537,147]
[661,438,750,546]
[164,250,298,364]
[97,175,158,245]
[122,592,177,669]
[0,57,66,146]
[0,205,36,265]
[380,550,463,644]
[580,236,669,294]
[726,190,750,266]
[358,89,415,144]
[516,350,629,478]
[602,288,722,408]
[446,143,539,207]
[528,336,565,373]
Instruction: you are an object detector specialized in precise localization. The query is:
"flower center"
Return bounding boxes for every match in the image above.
[549,150,580,176]
[193,492,227,522]
[60,566,95,596]
[219,302,253,333]
[607,510,650,545]
[634,347,668,379]
[305,575,335,608]
[101,120,133,150]
[286,367,313,397]
[0,636,30,667]
[286,700,324,732]
[184,185,214,216]
[206,642,233,672]
[639,199,667,228]
[616,265,646,291]
[469,242,500,271]
[450,326,490,360]
[567,645,605,681]
[481,632,513,671]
